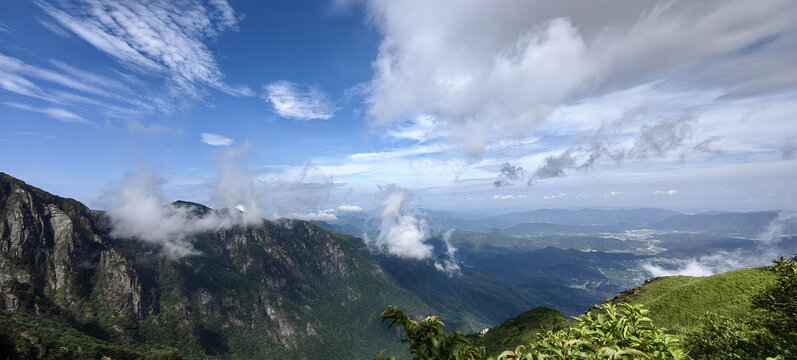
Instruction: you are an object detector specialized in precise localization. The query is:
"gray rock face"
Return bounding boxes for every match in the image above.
[0,174,103,313]
[96,249,146,321]
[0,173,433,358]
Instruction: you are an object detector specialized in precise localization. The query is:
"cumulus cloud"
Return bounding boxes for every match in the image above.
[543,193,566,200]
[201,133,235,146]
[282,205,361,221]
[336,205,362,212]
[367,184,433,260]
[652,190,678,196]
[433,229,461,276]
[643,210,797,277]
[36,0,252,97]
[102,169,241,258]
[494,162,525,187]
[283,209,338,221]
[364,0,797,157]
[524,113,722,183]
[493,195,514,200]
[264,81,336,120]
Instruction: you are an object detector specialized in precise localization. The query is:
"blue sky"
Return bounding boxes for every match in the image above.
[1,0,796,218]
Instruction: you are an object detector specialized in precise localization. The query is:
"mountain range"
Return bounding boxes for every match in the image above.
[0,172,792,359]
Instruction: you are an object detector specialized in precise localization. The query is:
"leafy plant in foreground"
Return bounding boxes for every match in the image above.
[499,303,687,360]
[375,305,483,360]
[375,303,686,360]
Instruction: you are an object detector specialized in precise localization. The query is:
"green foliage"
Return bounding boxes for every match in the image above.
[468,308,570,358]
[377,303,686,360]
[683,255,797,359]
[498,303,687,360]
[682,313,772,360]
[753,256,797,356]
[376,306,483,360]
[0,309,147,359]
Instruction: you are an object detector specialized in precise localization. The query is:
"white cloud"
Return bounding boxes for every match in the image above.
[493,195,514,200]
[0,53,175,116]
[652,189,678,196]
[643,211,797,277]
[201,133,235,146]
[606,191,626,196]
[336,205,362,212]
[386,115,439,143]
[103,169,243,258]
[364,1,797,157]
[543,193,566,200]
[434,230,460,276]
[3,102,89,124]
[284,210,338,221]
[264,81,336,120]
[36,0,252,97]
[369,184,433,259]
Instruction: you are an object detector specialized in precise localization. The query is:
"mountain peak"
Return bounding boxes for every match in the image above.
[170,200,212,216]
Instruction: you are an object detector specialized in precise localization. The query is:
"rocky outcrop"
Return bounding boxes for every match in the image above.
[0,173,433,358]
[0,174,103,313]
[95,249,146,322]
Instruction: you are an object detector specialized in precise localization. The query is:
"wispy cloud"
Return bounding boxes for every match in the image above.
[201,133,235,146]
[0,53,174,117]
[652,189,678,196]
[494,195,514,200]
[36,0,252,97]
[264,81,336,120]
[127,120,171,136]
[3,102,89,124]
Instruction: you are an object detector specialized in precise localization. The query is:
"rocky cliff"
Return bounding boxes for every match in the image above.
[0,173,432,359]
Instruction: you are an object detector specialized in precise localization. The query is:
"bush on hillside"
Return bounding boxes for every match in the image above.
[375,303,687,360]
[684,255,797,360]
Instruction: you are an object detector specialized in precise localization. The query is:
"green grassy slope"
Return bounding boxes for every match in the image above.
[468,307,570,358]
[608,267,776,331]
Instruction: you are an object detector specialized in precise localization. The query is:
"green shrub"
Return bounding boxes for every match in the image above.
[375,305,483,360]
[499,303,687,360]
[683,255,797,360]
[375,303,687,360]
